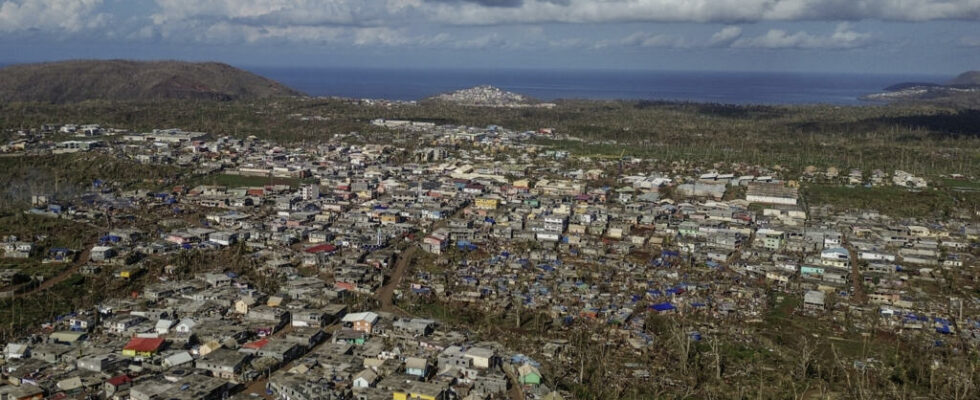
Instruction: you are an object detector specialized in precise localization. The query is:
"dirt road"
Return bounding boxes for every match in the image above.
[377,245,417,315]
[15,244,93,298]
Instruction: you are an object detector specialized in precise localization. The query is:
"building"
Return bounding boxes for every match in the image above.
[122,337,165,358]
[342,312,379,333]
[803,290,826,311]
[745,182,798,205]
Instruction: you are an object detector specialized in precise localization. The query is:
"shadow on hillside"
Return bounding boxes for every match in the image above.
[789,109,980,139]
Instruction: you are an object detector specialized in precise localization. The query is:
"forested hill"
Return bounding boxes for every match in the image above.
[0,60,305,103]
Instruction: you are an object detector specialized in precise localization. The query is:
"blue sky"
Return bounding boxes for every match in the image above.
[0,0,978,74]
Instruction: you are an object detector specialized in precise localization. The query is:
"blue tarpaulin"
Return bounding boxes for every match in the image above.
[650,302,676,312]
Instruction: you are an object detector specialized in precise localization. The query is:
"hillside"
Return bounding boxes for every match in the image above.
[863,69,980,107]
[0,60,304,103]
[948,70,980,87]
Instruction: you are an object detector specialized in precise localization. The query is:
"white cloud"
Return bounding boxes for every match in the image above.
[424,0,980,25]
[732,23,872,49]
[150,0,397,27]
[0,0,107,33]
[709,26,742,46]
[0,0,963,51]
[146,0,980,30]
[614,32,687,48]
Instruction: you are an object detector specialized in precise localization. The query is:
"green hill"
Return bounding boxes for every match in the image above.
[0,60,304,103]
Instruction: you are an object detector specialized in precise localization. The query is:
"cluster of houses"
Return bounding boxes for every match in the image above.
[0,117,978,399]
[0,271,550,400]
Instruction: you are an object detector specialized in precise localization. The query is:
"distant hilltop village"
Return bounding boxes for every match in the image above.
[429,85,555,108]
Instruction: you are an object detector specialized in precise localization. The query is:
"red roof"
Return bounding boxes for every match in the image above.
[304,244,337,254]
[107,375,132,386]
[123,337,165,353]
[243,338,269,349]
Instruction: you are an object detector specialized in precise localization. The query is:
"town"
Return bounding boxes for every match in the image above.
[0,116,977,400]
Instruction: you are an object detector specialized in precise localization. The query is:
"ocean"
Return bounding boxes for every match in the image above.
[248,67,949,106]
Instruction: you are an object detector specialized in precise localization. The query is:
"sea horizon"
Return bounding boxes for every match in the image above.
[246,66,952,106]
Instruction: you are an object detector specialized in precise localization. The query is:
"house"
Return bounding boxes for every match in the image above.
[202,272,232,287]
[155,319,175,335]
[122,337,165,358]
[162,351,194,368]
[254,340,305,362]
[820,247,850,268]
[392,381,449,400]
[77,353,127,372]
[745,182,798,205]
[464,347,495,369]
[195,348,252,380]
[31,343,72,363]
[518,363,542,385]
[342,311,379,333]
[474,198,499,210]
[49,330,87,345]
[246,305,291,332]
[175,318,197,335]
[104,375,133,397]
[4,343,29,359]
[90,246,117,261]
[804,290,826,311]
[405,357,429,378]
[352,368,378,389]
[393,318,435,337]
[0,384,43,400]
[292,310,329,328]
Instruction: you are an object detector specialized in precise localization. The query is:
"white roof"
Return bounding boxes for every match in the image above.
[804,290,826,304]
[341,311,379,324]
[163,351,194,367]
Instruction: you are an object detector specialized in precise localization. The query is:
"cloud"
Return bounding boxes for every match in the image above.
[0,0,107,33]
[731,23,872,49]
[614,32,687,48]
[144,0,980,32]
[709,26,742,46]
[149,0,395,27]
[425,0,525,8]
[425,0,980,25]
[0,0,960,52]
[960,36,980,47]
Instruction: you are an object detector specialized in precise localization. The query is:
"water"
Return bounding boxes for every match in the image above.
[247,67,949,105]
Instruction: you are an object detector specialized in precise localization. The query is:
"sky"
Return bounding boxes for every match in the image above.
[0,0,978,74]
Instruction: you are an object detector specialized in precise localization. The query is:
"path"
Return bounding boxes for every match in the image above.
[503,364,527,400]
[844,236,866,304]
[15,244,93,298]
[377,245,417,315]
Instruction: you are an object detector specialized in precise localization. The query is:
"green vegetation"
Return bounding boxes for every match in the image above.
[803,184,980,218]
[940,178,980,191]
[0,153,184,208]
[6,97,980,178]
